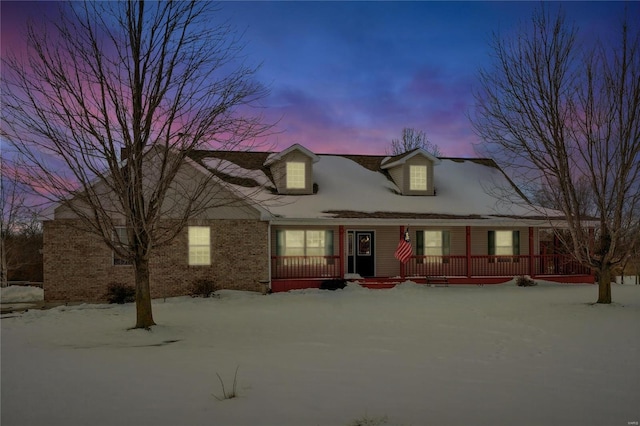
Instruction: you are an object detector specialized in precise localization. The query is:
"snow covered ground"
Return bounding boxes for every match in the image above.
[1,285,44,303]
[1,285,44,314]
[2,281,639,426]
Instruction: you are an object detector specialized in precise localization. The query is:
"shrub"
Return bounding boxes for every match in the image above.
[190,279,218,297]
[105,282,136,304]
[320,279,347,290]
[516,275,537,287]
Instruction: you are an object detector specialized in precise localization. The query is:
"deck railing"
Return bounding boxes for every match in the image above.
[271,256,342,279]
[271,254,590,279]
[533,254,591,276]
[404,256,467,277]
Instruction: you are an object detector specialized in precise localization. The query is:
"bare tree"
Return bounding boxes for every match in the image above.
[1,1,271,327]
[532,176,595,219]
[387,128,442,156]
[0,155,31,287]
[472,5,640,303]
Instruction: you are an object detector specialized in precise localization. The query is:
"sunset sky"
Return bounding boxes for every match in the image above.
[1,1,637,157]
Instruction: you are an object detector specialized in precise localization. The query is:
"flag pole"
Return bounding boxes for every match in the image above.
[395,225,413,281]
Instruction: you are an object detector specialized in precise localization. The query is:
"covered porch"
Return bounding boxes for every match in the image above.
[269,224,593,292]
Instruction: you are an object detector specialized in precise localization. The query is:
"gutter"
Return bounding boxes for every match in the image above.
[267,216,570,228]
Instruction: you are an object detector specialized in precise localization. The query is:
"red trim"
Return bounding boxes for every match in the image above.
[529,227,535,277]
[271,275,595,292]
[271,279,325,292]
[399,225,406,279]
[466,226,471,278]
[538,275,595,284]
[272,253,590,280]
[339,226,345,277]
[359,282,400,289]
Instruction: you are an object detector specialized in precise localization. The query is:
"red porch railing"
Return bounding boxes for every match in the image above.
[404,256,467,277]
[271,256,342,279]
[534,254,591,276]
[271,254,590,279]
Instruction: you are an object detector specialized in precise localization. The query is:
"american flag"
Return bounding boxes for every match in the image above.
[394,228,413,264]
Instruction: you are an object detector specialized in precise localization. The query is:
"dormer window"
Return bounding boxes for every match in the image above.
[381,148,440,196]
[409,165,427,191]
[264,143,319,195]
[286,161,306,189]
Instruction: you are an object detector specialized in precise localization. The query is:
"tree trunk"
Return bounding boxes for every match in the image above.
[0,237,7,287]
[596,264,612,304]
[134,257,156,328]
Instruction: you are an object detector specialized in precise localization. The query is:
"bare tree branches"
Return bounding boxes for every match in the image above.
[1,1,272,326]
[0,153,43,287]
[472,5,640,303]
[387,128,441,157]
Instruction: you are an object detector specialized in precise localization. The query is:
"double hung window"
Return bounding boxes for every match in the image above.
[189,226,211,266]
[409,165,427,191]
[276,230,334,264]
[113,227,132,266]
[286,162,306,189]
[488,230,520,262]
[416,230,450,263]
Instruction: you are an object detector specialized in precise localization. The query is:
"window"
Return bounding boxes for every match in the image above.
[286,162,306,189]
[416,230,450,263]
[188,226,211,266]
[276,230,334,264]
[357,233,371,256]
[113,227,132,265]
[348,233,354,256]
[488,230,520,262]
[409,165,427,191]
[283,230,305,256]
[304,230,327,257]
[495,230,514,255]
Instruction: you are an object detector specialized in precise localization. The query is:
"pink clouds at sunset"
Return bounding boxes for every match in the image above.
[2,1,637,157]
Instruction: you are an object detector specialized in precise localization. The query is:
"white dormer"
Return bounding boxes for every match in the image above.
[381,148,441,196]
[264,143,319,195]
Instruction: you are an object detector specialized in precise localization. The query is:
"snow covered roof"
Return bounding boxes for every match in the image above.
[189,150,554,225]
[263,143,320,166]
[380,148,441,168]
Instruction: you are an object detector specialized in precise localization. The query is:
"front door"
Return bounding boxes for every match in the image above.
[349,231,375,277]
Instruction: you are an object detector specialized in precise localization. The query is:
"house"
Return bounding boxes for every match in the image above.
[43,144,593,302]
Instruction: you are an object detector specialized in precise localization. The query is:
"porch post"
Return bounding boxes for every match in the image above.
[339,225,345,278]
[529,227,535,277]
[466,226,471,278]
[590,227,596,278]
[553,231,560,273]
[400,225,406,280]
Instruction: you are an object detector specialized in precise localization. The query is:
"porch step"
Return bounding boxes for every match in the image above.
[426,276,449,287]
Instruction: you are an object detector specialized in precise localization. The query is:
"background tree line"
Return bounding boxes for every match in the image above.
[1,161,43,287]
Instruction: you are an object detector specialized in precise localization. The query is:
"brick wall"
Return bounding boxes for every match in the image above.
[43,219,270,302]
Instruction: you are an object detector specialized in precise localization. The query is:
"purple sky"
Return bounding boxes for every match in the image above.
[2,1,637,156]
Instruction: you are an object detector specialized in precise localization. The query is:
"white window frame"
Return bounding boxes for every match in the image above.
[284,230,305,257]
[409,165,427,191]
[495,230,514,256]
[286,161,306,189]
[304,230,326,257]
[188,226,211,266]
[424,230,443,262]
[113,227,132,266]
[279,230,331,266]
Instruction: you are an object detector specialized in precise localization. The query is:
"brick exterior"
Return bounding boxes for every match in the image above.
[43,219,270,302]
